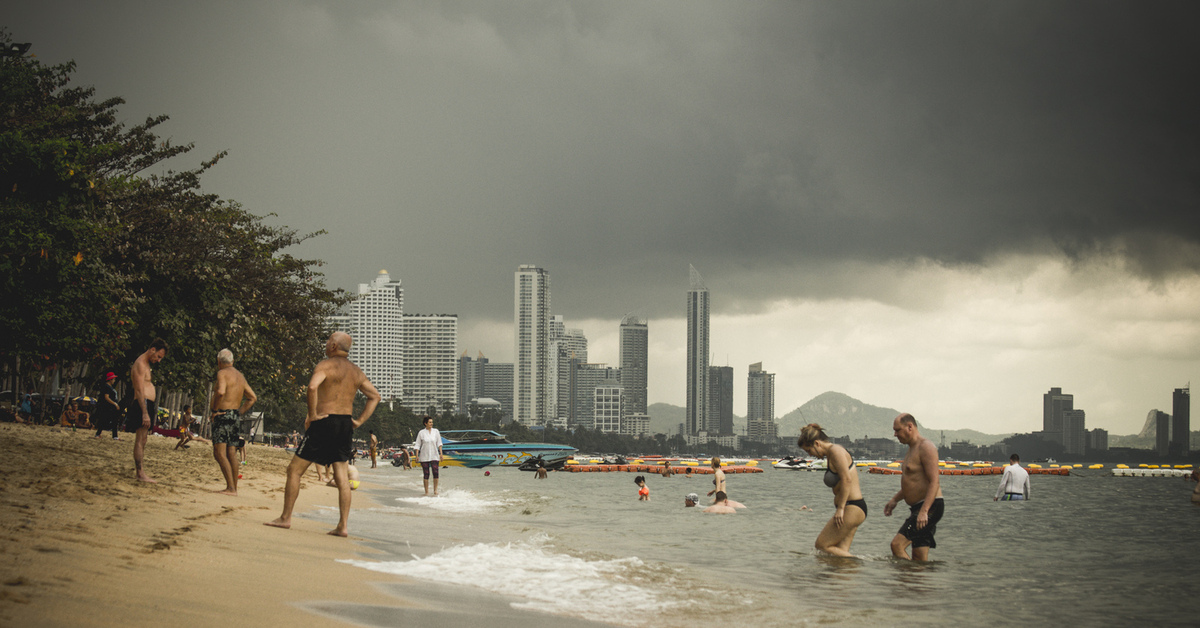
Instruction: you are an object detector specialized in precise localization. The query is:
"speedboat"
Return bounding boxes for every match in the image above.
[440,453,498,469]
[772,456,814,470]
[438,430,577,466]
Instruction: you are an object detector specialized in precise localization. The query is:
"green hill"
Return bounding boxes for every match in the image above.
[649,391,1010,446]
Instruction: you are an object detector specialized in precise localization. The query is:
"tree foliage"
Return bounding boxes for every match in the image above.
[1,32,348,408]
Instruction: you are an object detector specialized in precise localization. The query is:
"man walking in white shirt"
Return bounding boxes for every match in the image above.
[995,453,1031,501]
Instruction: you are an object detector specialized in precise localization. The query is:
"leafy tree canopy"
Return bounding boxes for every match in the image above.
[1,31,348,412]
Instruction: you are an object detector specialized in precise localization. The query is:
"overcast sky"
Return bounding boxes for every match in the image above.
[10,1,1199,434]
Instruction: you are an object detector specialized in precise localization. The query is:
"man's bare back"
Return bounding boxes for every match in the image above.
[308,357,369,424]
[267,332,379,537]
[214,367,255,412]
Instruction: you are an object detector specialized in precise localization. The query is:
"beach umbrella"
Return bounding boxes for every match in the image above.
[73,396,97,403]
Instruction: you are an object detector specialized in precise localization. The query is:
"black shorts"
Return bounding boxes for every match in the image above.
[898,498,944,549]
[295,415,353,465]
[124,400,158,432]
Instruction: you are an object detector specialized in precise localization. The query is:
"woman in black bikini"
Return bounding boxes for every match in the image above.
[799,423,866,557]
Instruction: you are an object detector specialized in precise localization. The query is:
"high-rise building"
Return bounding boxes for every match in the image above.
[593,379,623,434]
[686,265,710,436]
[401,314,458,413]
[1062,409,1086,456]
[482,362,514,420]
[707,366,733,435]
[1088,428,1108,452]
[1172,386,1190,457]
[747,362,778,443]
[325,314,352,334]
[1043,387,1073,434]
[1155,410,1171,456]
[344,270,404,401]
[571,363,620,430]
[549,326,587,421]
[514,265,552,426]
[457,352,486,413]
[619,314,648,416]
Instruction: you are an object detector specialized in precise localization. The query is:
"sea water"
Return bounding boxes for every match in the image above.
[308,464,1200,627]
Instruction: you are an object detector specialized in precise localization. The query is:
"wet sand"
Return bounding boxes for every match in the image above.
[0,423,561,627]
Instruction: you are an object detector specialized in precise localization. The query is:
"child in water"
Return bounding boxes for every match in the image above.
[634,475,650,501]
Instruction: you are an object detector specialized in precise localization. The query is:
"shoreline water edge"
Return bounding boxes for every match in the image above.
[4,423,1200,627]
[0,424,612,628]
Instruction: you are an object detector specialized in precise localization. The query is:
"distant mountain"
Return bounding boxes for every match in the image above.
[647,402,684,435]
[650,391,1009,445]
[778,391,899,440]
[646,402,746,436]
[781,392,1012,445]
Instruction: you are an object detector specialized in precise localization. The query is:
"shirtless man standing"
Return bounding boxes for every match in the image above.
[210,349,256,496]
[126,338,168,483]
[369,430,378,469]
[266,332,380,537]
[883,413,944,561]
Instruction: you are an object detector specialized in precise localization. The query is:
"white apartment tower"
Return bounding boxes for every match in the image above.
[686,265,710,436]
[593,379,624,434]
[619,314,648,416]
[402,314,459,414]
[514,265,552,426]
[347,270,403,401]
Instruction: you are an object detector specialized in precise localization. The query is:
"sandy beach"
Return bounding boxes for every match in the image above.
[0,422,421,627]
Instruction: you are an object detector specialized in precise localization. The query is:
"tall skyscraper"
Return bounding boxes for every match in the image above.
[482,362,514,420]
[619,314,648,416]
[1061,409,1086,456]
[686,265,709,436]
[747,362,778,443]
[346,270,404,401]
[1154,410,1171,456]
[571,363,620,429]
[401,314,458,413]
[1041,387,1074,445]
[708,365,733,435]
[457,352,487,413]
[1172,386,1190,457]
[514,265,551,426]
[549,325,587,421]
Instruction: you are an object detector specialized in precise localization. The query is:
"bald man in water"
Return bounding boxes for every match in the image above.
[884,413,945,561]
[266,332,380,536]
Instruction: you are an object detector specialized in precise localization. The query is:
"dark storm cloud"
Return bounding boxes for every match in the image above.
[8,1,1199,323]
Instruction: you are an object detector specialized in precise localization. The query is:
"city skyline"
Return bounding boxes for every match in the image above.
[9,2,1197,435]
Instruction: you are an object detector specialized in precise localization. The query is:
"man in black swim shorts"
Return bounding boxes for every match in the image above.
[884,413,945,561]
[265,332,380,537]
[128,338,168,483]
[898,498,944,550]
